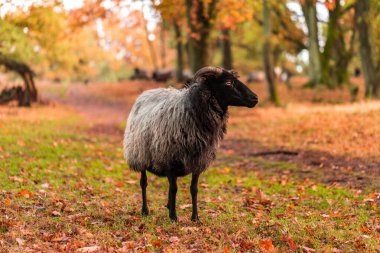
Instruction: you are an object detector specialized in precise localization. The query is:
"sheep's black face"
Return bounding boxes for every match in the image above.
[207,71,258,109]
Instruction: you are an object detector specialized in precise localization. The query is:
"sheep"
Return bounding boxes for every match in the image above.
[152,69,173,82]
[123,66,258,221]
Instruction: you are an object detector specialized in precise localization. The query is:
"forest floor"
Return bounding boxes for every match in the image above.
[0,78,379,252]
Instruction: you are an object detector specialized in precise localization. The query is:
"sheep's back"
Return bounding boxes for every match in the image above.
[123,88,186,172]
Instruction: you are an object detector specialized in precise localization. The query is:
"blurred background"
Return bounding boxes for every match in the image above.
[0,0,379,107]
[1,1,380,251]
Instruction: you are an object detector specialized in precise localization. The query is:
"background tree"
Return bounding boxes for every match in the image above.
[262,0,280,105]
[356,0,379,97]
[185,0,218,73]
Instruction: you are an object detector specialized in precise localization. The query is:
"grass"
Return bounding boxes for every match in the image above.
[0,105,379,252]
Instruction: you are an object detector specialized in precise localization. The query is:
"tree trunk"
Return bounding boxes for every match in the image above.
[174,21,184,82]
[142,14,158,70]
[262,0,280,105]
[221,28,233,69]
[185,0,218,73]
[0,54,37,106]
[160,22,167,69]
[356,0,379,97]
[321,3,340,88]
[302,0,322,87]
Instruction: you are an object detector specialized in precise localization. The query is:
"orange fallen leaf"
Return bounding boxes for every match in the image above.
[360,225,371,234]
[17,139,25,146]
[18,189,32,198]
[255,188,271,205]
[77,246,101,253]
[259,238,276,252]
[223,246,231,253]
[152,240,163,248]
[9,176,24,183]
[4,198,12,206]
[282,235,297,250]
[115,181,123,187]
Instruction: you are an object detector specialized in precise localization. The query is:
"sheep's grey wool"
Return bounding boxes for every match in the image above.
[123,84,228,176]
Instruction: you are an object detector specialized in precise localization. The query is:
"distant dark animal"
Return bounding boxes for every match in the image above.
[247,71,265,83]
[130,68,150,80]
[123,66,258,221]
[152,69,173,82]
[354,67,361,77]
[0,86,27,106]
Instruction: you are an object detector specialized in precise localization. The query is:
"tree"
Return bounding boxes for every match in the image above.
[301,0,322,87]
[185,0,218,73]
[262,0,280,105]
[356,0,379,97]
[221,28,233,69]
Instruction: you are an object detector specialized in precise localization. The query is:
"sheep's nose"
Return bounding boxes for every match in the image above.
[247,93,258,108]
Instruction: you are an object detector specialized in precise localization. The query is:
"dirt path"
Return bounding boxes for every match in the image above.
[41,83,380,192]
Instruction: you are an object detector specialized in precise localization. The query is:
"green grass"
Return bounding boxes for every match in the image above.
[0,107,379,252]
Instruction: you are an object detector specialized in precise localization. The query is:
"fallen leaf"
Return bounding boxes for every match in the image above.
[255,188,271,205]
[302,246,316,252]
[282,235,297,250]
[52,211,61,217]
[17,139,25,146]
[40,183,50,188]
[4,198,12,206]
[16,238,24,246]
[152,240,163,248]
[169,236,179,243]
[223,246,231,253]
[259,238,276,252]
[77,246,101,253]
[179,204,192,209]
[9,176,24,183]
[115,181,123,187]
[17,189,32,198]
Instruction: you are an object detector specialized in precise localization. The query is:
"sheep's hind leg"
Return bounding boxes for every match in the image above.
[140,170,149,216]
[167,173,178,221]
[190,173,200,221]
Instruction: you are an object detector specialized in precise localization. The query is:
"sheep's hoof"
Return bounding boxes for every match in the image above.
[141,208,149,216]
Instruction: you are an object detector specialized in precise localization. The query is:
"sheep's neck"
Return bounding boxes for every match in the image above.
[187,85,228,140]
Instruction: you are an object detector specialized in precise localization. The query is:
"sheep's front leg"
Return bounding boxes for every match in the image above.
[140,170,149,216]
[167,174,178,221]
[190,173,199,221]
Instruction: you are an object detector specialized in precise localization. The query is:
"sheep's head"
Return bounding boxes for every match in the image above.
[193,66,258,109]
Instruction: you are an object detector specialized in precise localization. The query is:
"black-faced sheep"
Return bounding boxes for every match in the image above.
[123,66,258,221]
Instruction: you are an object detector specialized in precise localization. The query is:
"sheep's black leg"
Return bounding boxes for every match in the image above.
[167,174,178,221]
[140,170,149,216]
[166,190,170,209]
[190,173,199,221]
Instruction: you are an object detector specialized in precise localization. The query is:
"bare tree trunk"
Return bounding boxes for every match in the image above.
[302,0,322,87]
[221,28,233,69]
[185,0,218,73]
[0,54,37,106]
[174,21,184,82]
[262,0,280,105]
[142,14,158,70]
[356,0,379,97]
[160,22,166,69]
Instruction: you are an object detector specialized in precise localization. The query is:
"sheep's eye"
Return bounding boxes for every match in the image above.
[225,80,233,86]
